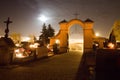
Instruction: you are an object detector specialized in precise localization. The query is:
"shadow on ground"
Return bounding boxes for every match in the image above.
[76,49,120,80]
[75,51,96,80]
[96,49,120,80]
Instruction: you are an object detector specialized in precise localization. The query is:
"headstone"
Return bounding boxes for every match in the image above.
[0,37,15,65]
[0,18,15,65]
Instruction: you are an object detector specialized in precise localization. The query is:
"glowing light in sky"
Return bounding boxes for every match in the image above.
[38,15,48,22]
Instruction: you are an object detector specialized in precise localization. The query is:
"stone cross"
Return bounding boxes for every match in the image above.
[4,17,12,38]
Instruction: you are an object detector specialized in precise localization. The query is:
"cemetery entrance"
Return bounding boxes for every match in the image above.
[50,19,94,53]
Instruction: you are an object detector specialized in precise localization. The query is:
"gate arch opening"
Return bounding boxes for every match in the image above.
[69,24,83,52]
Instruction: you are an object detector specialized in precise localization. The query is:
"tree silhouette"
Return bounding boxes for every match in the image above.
[108,30,116,44]
[39,24,55,45]
[47,24,55,43]
[112,20,120,41]
[39,23,47,45]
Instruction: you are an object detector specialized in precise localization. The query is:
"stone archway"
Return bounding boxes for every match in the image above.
[50,19,94,53]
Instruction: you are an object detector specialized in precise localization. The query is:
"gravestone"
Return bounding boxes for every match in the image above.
[0,17,15,65]
[0,37,15,65]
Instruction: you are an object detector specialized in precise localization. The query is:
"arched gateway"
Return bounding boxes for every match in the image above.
[50,19,94,53]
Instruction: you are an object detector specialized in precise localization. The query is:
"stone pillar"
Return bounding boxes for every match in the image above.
[59,21,68,53]
[84,19,94,53]
[59,31,68,53]
[84,29,94,52]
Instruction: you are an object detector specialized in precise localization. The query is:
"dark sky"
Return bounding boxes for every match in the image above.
[0,0,120,37]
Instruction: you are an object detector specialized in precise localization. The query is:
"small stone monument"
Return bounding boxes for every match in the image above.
[0,17,15,65]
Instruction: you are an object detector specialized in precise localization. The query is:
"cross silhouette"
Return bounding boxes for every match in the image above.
[4,17,12,38]
[4,17,12,28]
[74,13,79,19]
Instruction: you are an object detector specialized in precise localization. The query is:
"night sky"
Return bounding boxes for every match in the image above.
[0,0,120,38]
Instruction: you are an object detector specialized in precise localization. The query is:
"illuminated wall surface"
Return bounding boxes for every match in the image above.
[112,20,120,41]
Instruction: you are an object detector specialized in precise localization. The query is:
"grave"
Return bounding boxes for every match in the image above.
[0,37,15,65]
[0,18,15,65]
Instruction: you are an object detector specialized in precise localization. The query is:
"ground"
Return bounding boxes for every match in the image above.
[0,51,86,80]
[2,49,120,80]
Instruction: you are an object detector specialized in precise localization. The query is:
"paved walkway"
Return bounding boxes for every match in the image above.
[0,50,95,80]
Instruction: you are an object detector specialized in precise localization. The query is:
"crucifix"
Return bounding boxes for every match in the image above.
[74,13,79,19]
[4,17,12,38]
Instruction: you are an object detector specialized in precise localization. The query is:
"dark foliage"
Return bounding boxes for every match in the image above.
[39,23,55,45]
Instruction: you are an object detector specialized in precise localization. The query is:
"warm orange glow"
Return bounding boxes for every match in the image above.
[15,43,21,47]
[29,43,39,49]
[108,43,115,49]
[95,33,99,37]
[55,39,60,44]
[14,48,27,58]
[34,43,39,48]
[16,53,26,58]
[29,44,35,48]
[21,37,30,42]
[47,44,50,48]
[14,49,20,53]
